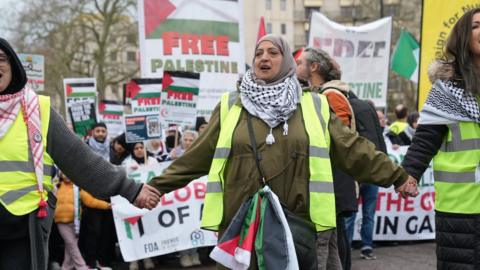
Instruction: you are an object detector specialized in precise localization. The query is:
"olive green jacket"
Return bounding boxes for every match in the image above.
[150,94,407,231]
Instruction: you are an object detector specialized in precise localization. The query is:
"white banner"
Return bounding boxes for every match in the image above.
[308,12,392,107]
[137,0,245,118]
[19,54,45,92]
[114,145,435,262]
[352,145,435,241]
[112,162,217,261]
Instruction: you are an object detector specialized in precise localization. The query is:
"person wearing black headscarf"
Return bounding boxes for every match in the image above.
[110,133,130,165]
[0,38,161,269]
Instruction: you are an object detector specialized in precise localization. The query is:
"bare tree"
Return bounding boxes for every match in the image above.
[9,0,139,114]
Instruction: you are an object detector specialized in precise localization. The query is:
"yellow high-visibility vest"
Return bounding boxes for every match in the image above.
[201,91,336,232]
[433,121,480,214]
[0,96,54,216]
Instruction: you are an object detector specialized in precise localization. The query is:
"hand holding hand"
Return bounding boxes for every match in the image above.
[395,176,419,198]
[134,184,161,210]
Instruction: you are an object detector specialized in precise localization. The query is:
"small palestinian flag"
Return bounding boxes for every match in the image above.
[98,100,123,121]
[162,71,200,95]
[123,78,162,105]
[210,186,298,270]
[64,78,97,98]
[99,100,124,119]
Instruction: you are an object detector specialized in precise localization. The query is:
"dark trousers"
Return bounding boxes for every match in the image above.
[79,208,117,268]
[0,198,55,270]
[336,214,351,270]
[49,221,65,265]
[0,237,31,270]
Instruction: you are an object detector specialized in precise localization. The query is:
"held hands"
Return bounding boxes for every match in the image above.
[395,175,419,198]
[134,184,162,210]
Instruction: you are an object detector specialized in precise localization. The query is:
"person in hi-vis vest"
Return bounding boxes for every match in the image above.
[0,38,161,270]
[402,8,480,269]
[149,34,419,269]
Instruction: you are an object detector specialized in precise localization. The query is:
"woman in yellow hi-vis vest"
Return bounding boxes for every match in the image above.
[402,8,480,270]
[150,35,418,269]
[0,38,161,270]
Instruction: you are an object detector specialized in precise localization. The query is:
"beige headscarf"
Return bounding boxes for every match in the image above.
[252,34,297,86]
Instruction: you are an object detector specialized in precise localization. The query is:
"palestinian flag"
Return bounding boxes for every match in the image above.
[99,100,124,119]
[162,71,200,96]
[99,100,124,116]
[64,78,97,98]
[142,0,240,42]
[129,78,162,100]
[210,186,298,270]
[123,78,162,105]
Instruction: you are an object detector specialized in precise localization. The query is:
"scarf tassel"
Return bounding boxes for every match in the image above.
[37,196,48,218]
[266,128,275,145]
[283,121,288,136]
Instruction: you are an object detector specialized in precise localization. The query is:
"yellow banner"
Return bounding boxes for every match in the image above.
[418,1,480,110]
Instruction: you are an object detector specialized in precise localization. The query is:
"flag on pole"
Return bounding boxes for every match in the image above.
[391,30,420,83]
[257,16,266,42]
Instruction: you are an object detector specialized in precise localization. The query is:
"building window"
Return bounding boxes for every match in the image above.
[340,6,362,19]
[280,0,286,11]
[127,34,137,45]
[127,51,136,62]
[383,4,399,17]
[266,23,272,34]
[266,0,271,10]
[281,23,287,35]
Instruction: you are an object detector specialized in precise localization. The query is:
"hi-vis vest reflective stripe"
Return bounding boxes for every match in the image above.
[433,122,480,214]
[0,96,54,216]
[201,91,336,232]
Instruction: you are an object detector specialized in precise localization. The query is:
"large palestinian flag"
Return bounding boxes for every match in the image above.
[142,0,240,41]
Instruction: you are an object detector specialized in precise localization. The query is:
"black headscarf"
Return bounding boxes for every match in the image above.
[130,142,145,165]
[0,38,27,95]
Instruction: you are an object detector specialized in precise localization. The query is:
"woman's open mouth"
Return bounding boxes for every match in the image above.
[260,65,271,71]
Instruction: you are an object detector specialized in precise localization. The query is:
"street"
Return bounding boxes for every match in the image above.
[114,241,436,270]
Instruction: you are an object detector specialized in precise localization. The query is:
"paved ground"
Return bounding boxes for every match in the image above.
[350,241,436,270]
[113,241,436,270]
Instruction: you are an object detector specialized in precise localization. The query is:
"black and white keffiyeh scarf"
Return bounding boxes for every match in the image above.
[240,69,301,145]
[87,136,110,161]
[420,80,480,125]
